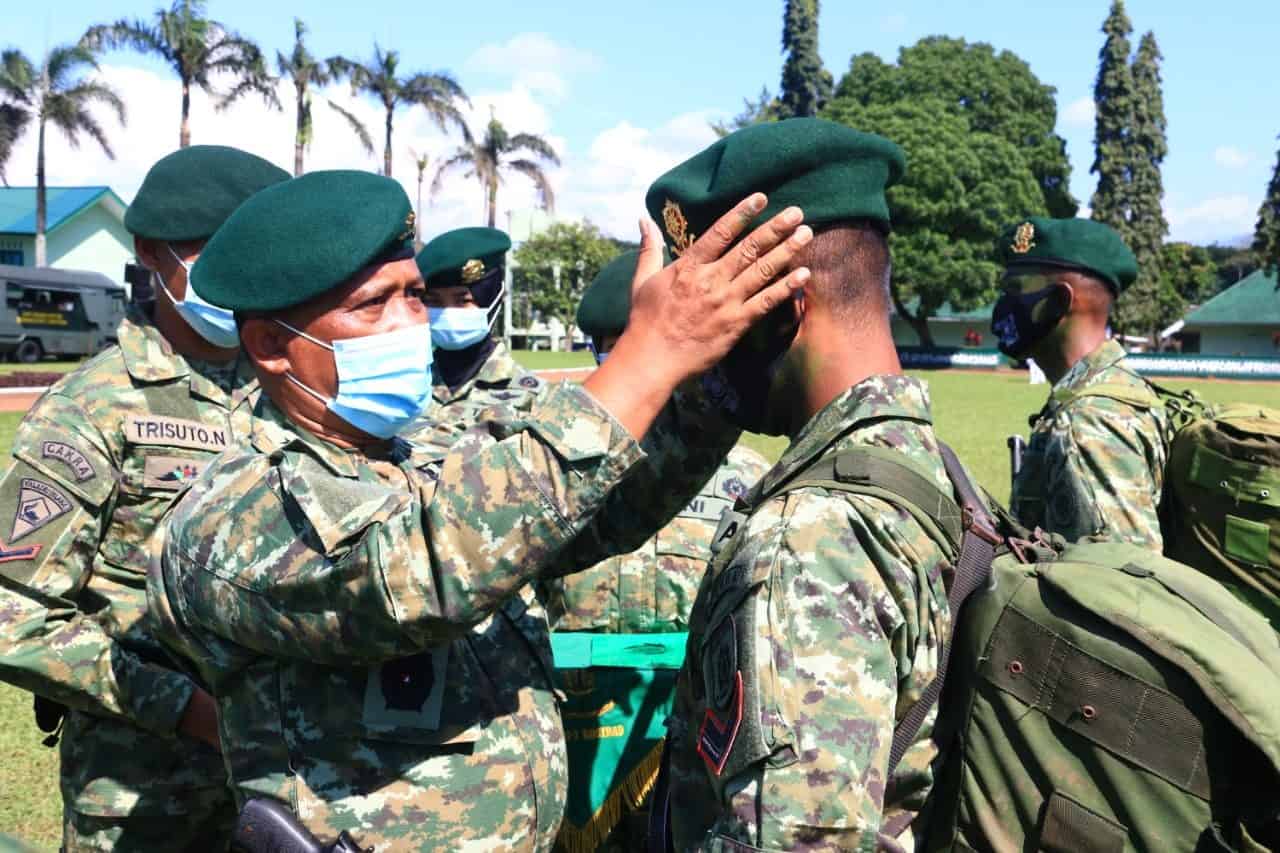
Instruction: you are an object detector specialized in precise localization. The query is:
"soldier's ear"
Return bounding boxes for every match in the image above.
[133,237,163,273]
[238,316,291,378]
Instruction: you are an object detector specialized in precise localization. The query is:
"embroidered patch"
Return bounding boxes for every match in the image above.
[697,671,743,776]
[518,375,540,389]
[362,646,449,730]
[0,540,41,562]
[143,456,208,490]
[41,442,95,482]
[662,199,695,256]
[1011,222,1036,254]
[11,479,72,542]
[123,415,229,452]
[399,211,417,242]
[461,258,486,283]
[710,508,747,555]
[720,476,748,500]
[680,493,731,523]
[707,615,738,711]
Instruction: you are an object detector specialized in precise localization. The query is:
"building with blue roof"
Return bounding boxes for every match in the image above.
[0,186,131,284]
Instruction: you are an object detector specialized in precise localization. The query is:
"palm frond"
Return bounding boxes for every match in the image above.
[507,132,560,165]
[45,45,100,91]
[507,159,556,212]
[326,100,374,156]
[81,20,170,62]
[60,79,127,126]
[0,104,32,185]
[0,50,38,103]
[430,151,476,197]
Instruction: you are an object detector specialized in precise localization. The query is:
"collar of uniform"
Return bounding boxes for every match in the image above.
[250,395,365,479]
[118,310,192,383]
[760,374,934,494]
[432,340,524,404]
[1053,338,1128,394]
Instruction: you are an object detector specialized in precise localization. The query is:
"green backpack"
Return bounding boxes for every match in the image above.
[1053,381,1280,631]
[922,537,1280,852]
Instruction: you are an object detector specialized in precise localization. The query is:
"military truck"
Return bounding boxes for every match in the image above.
[0,264,127,362]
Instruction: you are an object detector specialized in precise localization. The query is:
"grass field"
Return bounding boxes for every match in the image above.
[0,367,1276,848]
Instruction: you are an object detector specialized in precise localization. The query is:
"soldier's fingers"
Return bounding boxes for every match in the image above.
[741,267,810,322]
[719,206,806,281]
[631,217,666,299]
[729,224,813,300]
[682,193,768,264]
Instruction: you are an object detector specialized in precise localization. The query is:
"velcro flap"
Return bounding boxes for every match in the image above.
[1188,444,1280,508]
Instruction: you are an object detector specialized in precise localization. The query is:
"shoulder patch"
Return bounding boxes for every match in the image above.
[518,375,540,389]
[40,441,96,483]
[11,478,72,542]
[123,415,229,452]
[721,475,748,500]
[143,455,209,490]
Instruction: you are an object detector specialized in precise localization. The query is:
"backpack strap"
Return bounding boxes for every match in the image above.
[756,442,1001,778]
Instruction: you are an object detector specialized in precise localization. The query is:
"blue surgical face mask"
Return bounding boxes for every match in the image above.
[428,307,490,351]
[275,320,433,439]
[158,244,241,349]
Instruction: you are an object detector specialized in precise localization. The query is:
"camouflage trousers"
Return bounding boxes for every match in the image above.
[62,801,236,853]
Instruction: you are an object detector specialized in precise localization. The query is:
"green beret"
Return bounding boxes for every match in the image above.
[999,217,1138,293]
[645,118,905,256]
[192,170,416,312]
[417,227,512,288]
[576,248,675,337]
[125,145,289,241]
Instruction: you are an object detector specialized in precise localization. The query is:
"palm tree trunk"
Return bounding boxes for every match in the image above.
[180,80,192,148]
[487,176,498,229]
[34,118,47,267]
[415,174,423,243]
[383,107,393,177]
[294,96,305,177]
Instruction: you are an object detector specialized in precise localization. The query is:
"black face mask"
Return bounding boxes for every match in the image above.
[991,284,1069,359]
[700,301,800,436]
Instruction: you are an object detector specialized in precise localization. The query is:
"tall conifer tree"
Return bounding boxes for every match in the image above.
[1116,31,1169,339]
[779,0,832,118]
[1252,141,1280,277]
[1090,1,1135,232]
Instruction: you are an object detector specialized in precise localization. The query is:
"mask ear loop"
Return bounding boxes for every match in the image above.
[484,282,506,331]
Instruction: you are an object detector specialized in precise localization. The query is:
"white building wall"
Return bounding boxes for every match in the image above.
[1195,325,1280,358]
[48,205,132,285]
[891,317,990,348]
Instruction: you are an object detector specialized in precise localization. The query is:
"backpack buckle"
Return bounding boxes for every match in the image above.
[962,504,1003,546]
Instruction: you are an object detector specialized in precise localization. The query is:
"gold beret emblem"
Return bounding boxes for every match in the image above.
[399,211,416,241]
[662,199,695,257]
[1011,222,1036,254]
[461,258,486,283]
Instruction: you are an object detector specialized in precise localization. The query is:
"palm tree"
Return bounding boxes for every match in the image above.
[409,147,428,245]
[0,104,30,186]
[0,45,125,265]
[433,110,560,228]
[330,45,467,178]
[276,18,371,175]
[83,0,276,148]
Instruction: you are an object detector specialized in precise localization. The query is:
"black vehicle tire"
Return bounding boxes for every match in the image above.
[15,339,43,364]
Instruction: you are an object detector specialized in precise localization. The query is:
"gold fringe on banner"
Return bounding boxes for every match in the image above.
[555,741,665,853]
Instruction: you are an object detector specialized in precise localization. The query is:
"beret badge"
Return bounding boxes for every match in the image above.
[399,211,417,242]
[662,199,695,257]
[1011,222,1036,254]
[461,258,486,284]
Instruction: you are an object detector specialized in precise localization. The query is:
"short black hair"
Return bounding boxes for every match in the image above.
[800,220,892,321]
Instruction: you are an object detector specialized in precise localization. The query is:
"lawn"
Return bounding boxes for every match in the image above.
[0,369,1277,848]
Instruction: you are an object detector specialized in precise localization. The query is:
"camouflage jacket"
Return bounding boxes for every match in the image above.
[542,445,770,634]
[668,375,954,852]
[0,311,255,818]
[413,341,545,438]
[1011,339,1170,548]
[149,380,738,850]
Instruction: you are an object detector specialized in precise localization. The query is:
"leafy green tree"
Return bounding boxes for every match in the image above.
[330,45,467,178]
[1114,31,1169,341]
[1252,140,1280,277]
[778,0,832,118]
[1090,0,1135,232]
[831,37,1077,217]
[1205,243,1259,291]
[711,86,782,137]
[84,0,275,148]
[0,103,30,185]
[276,18,371,176]
[432,111,560,228]
[823,97,1045,345]
[513,222,618,350]
[0,45,125,265]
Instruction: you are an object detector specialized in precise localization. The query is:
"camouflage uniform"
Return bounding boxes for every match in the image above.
[0,311,254,851]
[667,375,954,852]
[543,445,770,634]
[420,340,545,436]
[1011,339,1170,548]
[149,381,737,851]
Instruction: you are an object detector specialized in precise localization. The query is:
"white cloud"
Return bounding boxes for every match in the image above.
[1213,145,1254,169]
[465,33,601,102]
[1061,97,1095,129]
[1167,194,1257,243]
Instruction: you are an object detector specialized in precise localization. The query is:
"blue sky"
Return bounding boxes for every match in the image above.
[7,0,1278,244]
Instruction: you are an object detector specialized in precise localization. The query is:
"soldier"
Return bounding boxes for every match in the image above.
[147,169,814,849]
[994,217,1170,547]
[650,118,960,851]
[414,226,545,435]
[0,145,288,851]
[542,250,771,852]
